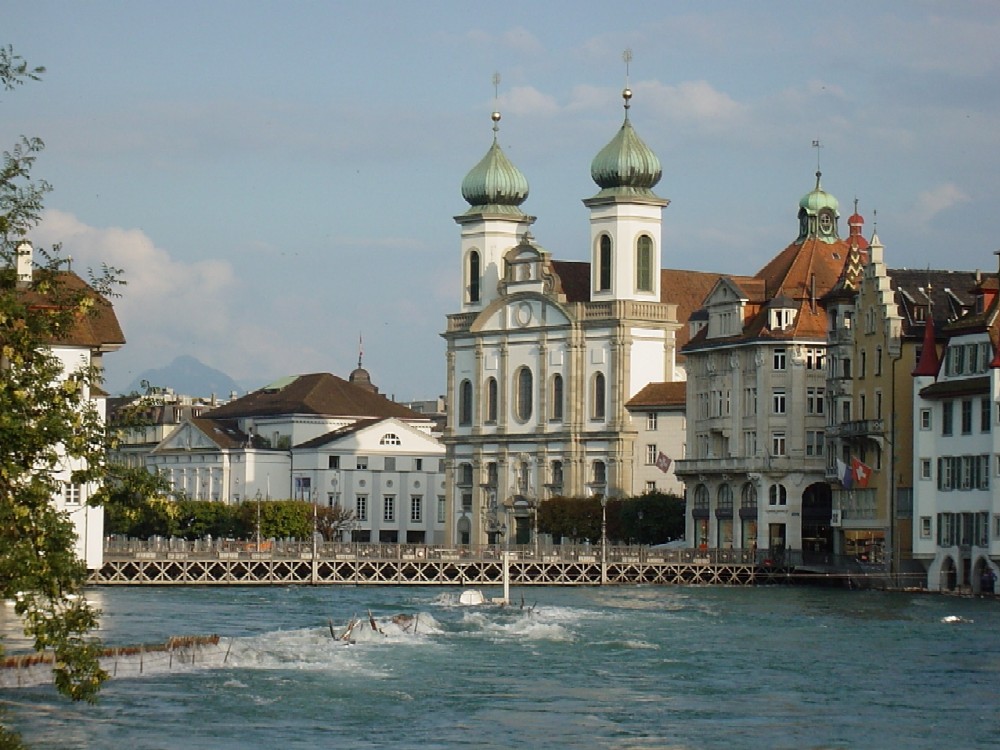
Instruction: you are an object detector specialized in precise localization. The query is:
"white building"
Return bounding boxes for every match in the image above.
[912,264,1000,591]
[12,241,125,569]
[442,91,721,546]
[146,370,447,542]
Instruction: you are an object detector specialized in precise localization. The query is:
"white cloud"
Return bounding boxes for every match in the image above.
[32,209,241,387]
[908,183,971,226]
[639,80,746,125]
[500,86,560,118]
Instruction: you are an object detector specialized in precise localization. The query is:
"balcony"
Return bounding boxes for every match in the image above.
[836,419,884,438]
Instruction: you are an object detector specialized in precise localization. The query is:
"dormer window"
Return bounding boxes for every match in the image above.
[770,307,796,330]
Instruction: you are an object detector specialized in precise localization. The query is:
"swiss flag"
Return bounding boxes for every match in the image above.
[850,457,872,489]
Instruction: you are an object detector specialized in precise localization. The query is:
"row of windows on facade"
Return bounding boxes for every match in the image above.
[923,398,998,436]
[925,511,994,547]
[325,455,436,472]
[351,495,448,524]
[458,370,607,426]
[696,429,827,460]
[696,347,826,376]
[943,342,994,378]
[465,234,657,304]
[455,459,606,492]
[696,386,827,419]
[690,482,791,510]
[923,454,994,491]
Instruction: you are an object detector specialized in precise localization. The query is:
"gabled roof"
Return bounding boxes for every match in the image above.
[204,372,422,420]
[296,416,444,451]
[296,418,382,449]
[16,270,125,350]
[626,381,686,409]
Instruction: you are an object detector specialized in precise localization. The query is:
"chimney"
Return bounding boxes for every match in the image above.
[16,241,32,287]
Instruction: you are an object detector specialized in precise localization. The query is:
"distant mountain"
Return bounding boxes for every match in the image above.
[124,355,243,399]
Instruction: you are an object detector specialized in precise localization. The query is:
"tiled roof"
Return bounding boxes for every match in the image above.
[626,381,686,408]
[19,270,125,350]
[205,373,422,420]
[755,236,855,301]
[188,417,269,449]
[549,260,734,353]
[888,268,977,338]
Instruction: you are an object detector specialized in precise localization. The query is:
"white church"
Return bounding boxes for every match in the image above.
[442,89,722,546]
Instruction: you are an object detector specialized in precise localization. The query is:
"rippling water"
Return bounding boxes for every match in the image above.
[2,585,999,749]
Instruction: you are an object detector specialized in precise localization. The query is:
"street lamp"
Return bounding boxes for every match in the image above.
[254,489,263,552]
[312,488,319,560]
[601,496,608,584]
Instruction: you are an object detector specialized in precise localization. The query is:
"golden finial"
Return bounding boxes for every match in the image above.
[491,71,502,135]
[622,48,633,110]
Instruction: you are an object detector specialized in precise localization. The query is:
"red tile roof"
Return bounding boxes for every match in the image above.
[626,381,687,408]
[205,373,422,420]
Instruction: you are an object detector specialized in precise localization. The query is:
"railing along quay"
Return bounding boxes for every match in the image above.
[90,539,794,587]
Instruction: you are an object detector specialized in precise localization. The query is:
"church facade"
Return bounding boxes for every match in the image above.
[442,91,718,546]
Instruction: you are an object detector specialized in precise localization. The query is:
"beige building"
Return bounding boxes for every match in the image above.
[822,227,976,580]
[675,173,863,558]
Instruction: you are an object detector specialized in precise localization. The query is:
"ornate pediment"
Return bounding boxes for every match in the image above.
[157,422,223,452]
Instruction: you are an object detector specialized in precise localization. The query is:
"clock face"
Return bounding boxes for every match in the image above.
[819,212,833,234]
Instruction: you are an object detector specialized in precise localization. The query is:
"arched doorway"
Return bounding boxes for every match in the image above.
[801,482,833,561]
[939,556,958,591]
[973,557,996,595]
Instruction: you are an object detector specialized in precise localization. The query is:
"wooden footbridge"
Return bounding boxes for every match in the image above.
[90,540,794,587]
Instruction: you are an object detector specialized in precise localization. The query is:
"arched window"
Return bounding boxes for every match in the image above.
[717,484,733,513]
[458,379,473,426]
[592,372,606,420]
[515,366,533,421]
[550,374,564,422]
[379,433,400,446]
[485,377,498,424]
[468,250,481,303]
[693,484,710,510]
[598,235,612,292]
[768,484,787,506]
[741,482,758,509]
[636,235,653,292]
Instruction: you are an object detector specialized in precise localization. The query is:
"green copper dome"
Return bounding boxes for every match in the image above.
[589,89,662,199]
[799,171,840,214]
[461,113,529,215]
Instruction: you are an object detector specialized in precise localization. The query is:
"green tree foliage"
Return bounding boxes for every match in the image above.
[1,45,121,708]
[537,492,685,545]
[106,495,356,542]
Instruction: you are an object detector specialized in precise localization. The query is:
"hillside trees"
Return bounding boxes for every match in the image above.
[1,45,121,704]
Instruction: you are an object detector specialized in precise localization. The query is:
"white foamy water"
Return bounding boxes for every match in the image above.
[3,585,1000,749]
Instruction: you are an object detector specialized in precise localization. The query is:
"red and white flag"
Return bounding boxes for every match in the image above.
[850,456,872,488]
[655,452,672,473]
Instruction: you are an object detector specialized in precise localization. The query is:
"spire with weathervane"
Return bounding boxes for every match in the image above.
[584,50,669,303]
[455,73,535,310]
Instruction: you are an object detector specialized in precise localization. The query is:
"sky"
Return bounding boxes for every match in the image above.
[4,1,1000,400]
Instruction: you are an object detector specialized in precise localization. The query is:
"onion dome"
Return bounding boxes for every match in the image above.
[847,198,864,231]
[799,171,840,214]
[460,111,529,216]
[589,88,663,200]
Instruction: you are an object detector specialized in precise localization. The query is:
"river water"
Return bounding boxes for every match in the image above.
[2,584,998,749]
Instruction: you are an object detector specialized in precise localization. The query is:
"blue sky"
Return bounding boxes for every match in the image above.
[5,1,1000,399]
